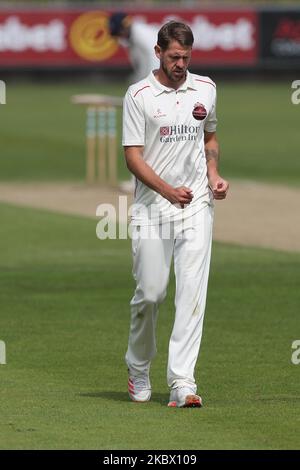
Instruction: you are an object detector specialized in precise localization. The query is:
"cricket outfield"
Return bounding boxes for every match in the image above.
[0,80,299,449]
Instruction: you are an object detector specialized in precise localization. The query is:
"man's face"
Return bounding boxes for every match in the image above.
[155,40,192,83]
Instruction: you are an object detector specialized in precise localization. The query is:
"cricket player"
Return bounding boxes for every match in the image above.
[122,21,229,408]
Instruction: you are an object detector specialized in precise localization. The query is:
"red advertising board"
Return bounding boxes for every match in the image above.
[0,9,258,67]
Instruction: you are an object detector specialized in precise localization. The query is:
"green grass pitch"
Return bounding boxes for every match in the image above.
[0,77,299,449]
[0,202,299,449]
[0,80,299,186]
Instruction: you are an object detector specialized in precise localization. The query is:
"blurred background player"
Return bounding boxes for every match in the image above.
[109,12,160,192]
[109,12,159,83]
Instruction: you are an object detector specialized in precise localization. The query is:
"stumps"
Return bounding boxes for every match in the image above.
[72,94,123,186]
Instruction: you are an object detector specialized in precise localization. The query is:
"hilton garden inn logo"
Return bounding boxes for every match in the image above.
[0,80,6,104]
[159,124,200,143]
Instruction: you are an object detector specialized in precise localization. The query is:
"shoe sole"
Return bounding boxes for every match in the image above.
[128,391,151,403]
[130,398,150,403]
[168,395,202,408]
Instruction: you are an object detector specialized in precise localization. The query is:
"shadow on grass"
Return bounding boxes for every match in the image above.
[79,391,169,406]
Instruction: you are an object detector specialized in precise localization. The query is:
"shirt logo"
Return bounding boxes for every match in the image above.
[159,124,200,143]
[160,126,170,136]
[192,102,207,121]
[154,108,167,118]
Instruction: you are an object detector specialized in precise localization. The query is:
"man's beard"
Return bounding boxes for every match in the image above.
[161,61,185,82]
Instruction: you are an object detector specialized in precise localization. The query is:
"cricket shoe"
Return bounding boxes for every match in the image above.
[128,371,151,402]
[168,386,202,408]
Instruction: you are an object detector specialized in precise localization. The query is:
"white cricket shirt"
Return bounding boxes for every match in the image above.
[122,70,217,225]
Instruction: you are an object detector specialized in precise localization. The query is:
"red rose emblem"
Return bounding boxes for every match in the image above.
[192,103,207,121]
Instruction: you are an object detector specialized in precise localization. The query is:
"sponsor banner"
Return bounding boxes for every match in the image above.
[260,10,300,61]
[0,9,258,67]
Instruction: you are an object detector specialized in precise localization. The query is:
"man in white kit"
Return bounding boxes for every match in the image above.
[122,21,229,408]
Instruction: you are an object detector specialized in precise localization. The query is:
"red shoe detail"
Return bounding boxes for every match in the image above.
[167,401,177,407]
[183,395,202,408]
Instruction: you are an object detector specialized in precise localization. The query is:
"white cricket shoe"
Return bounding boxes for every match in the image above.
[128,371,151,402]
[168,386,202,408]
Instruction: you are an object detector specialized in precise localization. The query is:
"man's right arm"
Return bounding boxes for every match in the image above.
[124,146,193,207]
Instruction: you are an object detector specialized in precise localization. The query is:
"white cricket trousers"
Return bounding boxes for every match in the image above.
[125,204,213,391]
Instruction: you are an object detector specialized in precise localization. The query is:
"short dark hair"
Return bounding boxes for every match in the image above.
[157,21,194,50]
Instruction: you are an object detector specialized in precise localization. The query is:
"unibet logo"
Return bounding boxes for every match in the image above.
[0,16,66,52]
[69,11,118,61]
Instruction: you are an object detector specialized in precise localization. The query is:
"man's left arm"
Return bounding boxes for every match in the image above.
[204,131,229,200]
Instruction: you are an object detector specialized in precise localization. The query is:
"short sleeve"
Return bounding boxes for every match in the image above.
[204,86,217,133]
[122,89,145,146]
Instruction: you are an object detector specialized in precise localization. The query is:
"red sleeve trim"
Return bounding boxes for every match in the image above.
[195,79,216,88]
[134,85,151,97]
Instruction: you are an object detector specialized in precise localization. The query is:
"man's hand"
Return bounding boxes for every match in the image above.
[204,131,229,200]
[162,186,194,208]
[125,148,193,207]
[208,174,229,200]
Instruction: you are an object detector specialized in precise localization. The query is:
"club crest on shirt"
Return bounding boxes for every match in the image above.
[192,103,207,121]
